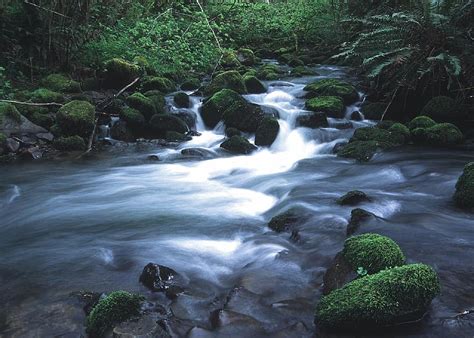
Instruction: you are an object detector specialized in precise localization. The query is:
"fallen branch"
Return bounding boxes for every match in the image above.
[24,0,71,19]
[77,118,99,159]
[0,99,63,107]
[380,86,400,122]
[97,77,140,112]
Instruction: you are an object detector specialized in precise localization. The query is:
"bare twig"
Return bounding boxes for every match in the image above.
[380,86,400,122]
[195,0,222,52]
[0,99,63,107]
[23,0,71,19]
[97,77,140,111]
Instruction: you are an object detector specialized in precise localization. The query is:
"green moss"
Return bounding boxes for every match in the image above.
[237,48,256,66]
[304,79,358,104]
[412,123,463,146]
[388,123,410,143]
[0,102,22,123]
[305,96,345,118]
[41,74,81,93]
[201,89,246,128]
[257,64,281,80]
[343,234,405,274]
[454,162,474,210]
[290,66,318,77]
[30,88,65,103]
[316,264,440,330]
[181,78,201,91]
[421,96,461,122]
[53,136,86,151]
[337,141,378,162]
[56,100,95,138]
[150,114,188,134]
[255,117,279,146]
[351,127,404,148]
[126,93,156,121]
[86,291,143,337]
[206,70,247,96]
[174,92,190,108]
[376,120,396,130]
[244,75,266,94]
[220,50,241,69]
[222,100,264,133]
[220,135,257,154]
[104,58,140,89]
[142,76,175,93]
[119,108,146,132]
[408,116,436,131]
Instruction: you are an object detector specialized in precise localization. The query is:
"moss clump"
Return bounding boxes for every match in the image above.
[412,123,463,146]
[388,123,410,143]
[343,234,405,274]
[56,100,95,138]
[220,50,241,69]
[142,76,175,93]
[257,64,281,80]
[220,135,257,154]
[174,92,190,108]
[290,66,318,77]
[119,108,146,132]
[150,114,188,135]
[30,88,65,103]
[144,91,166,114]
[255,117,279,146]
[86,291,143,337]
[316,264,440,330]
[222,100,265,133]
[337,141,378,162]
[206,70,247,95]
[421,96,461,122]
[237,48,256,66]
[104,58,140,89]
[0,102,22,123]
[244,75,266,94]
[351,127,404,148]
[126,93,157,121]
[41,74,81,93]
[305,96,345,118]
[408,116,436,131]
[181,78,201,91]
[304,79,358,104]
[200,89,246,128]
[53,136,86,151]
[454,162,474,210]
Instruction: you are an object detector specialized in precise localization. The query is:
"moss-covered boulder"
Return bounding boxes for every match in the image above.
[206,70,247,95]
[304,79,359,104]
[296,112,329,129]
[237,48,256,66]
[337,141,378,162]
[144,91,166,115]
[126,93,157,120]
[360,102,386,120]
[315,264,440,330]
[290,66,318,77]
[225,127,241,138]
[181,78,201,91]
[56,100,95,138]
[0,102,22,124]
[255,117,279,146]
[142,76,175,93]
[421,96,461,122]
[408,116,436,131]
[22,108,55,129]
[41,74,81,93]
[412,123,463,146]
[119,108,146,133]
[222,101,265,133]
[200,89,247,129]
[150,114,188,135]
[220,135,257,155]
[351,127,405,147]
[244,75,266,94]
[454,162,474,210]
[174,92,190,108]
[165,131,190,142]
[30,88,65,103]
[53,135,86,151]
[104,58,140,89]
[257,64,281,80]
[220,51,241,69]
[305,96,345,118]
[86,291,143,338]
[388,123,410,143]
[343,234,405,274]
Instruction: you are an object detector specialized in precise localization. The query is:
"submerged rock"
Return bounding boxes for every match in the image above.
[346,208,374,236]
[139,263,179,293]
[337,190,371,206]
[220,136,257,155]
[255,117,279,146]
[268,210,300,233]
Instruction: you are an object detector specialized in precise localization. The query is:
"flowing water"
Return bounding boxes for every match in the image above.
[0,65,473,337]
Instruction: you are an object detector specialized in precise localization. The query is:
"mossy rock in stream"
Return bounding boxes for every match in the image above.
[53,135,86,151]
[337,141,379,162]
[350,127,405,147]
[30,88,65,104]
[420,96,462,123]
[337,190,371,206]
[181,78,201,91]
[268,210,300,233]
[41,73,81,93]
[126,93,157,121]
[143,91,166,115]
[56,100,95,138]
[408,116,436,131]
[86,291,143,338]
[225,127,241,138]
[165,131,191,143]
[205,70,247,96]
[237,48,256,66]
[119,107,146,133]
[290,66,318,77]
[244,75,266,94]
[305,96,345,118]
[411,123,463,147]
[20,107,55,129]
[104,58,141,89]
[220,51,242,69]
[222,100,265,133]
[388,123,411,143]
[315,264,440,330]
[343,233,405,275]
[257,64,281,80]
[150,114,188,135]
[174,92,190,108]
[141,76,175,93]
[255,117,280,147]
[220,135,257,155]
[200,89,247,129]
[304,79,359,104]
[454,162,474,210]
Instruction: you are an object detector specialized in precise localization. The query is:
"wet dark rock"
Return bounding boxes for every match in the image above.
[19,146,43,160]
[174,111,197,130]
[337,190,371,206]
[322,252,356,295]
[139,263,179,293]
[111,120,135,142]
[244,75,266,94]
[346,208,374,236]
[6,138,20,152]
[174,92,190,108]
[268,210,300,233]
[220,136,257,155]
[225,127,241,138]
[331,121,353,130]
[332,141,348,154]
[113,314,170,338]
[73,290,104,316]
[165,131,191,143]
[36,132,54,142]
[255,117,280,147]
[350,111,363,121]
[260,105,280,119]
[181,148,214,158]
[186,130,201,137]
[223,102,265,133]
[296,112,329,129]
[146,155,160,161]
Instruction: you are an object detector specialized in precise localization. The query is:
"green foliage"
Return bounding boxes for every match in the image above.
[316,264,441,329]
[86,291,143,337]
[343,233,405,274]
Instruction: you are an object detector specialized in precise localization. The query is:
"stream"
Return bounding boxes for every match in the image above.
[0,64,473,337]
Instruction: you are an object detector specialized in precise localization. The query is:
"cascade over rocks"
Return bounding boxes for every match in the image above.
[200,89,247,129]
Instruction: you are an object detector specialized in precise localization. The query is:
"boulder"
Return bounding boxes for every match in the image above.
[411,123,463,147]
[56,100,96,138]
[296,112,329,129]
[290,66,318,77]
[257,64,281,80]
[142,76,175,93]
[337,190,371,206]
[350,111,363,121]
[139,263,179,292]
[337,141,378,162]
[126,93,157,120]
[222,101,265,133]
[174,110,197,130]
[346,208,374,236]
[111,120,135,142]
[200,89,246,129]
[53,136,86,151]
[421,96,462,122]
[408,116,436,131]
[225,127,241,138]
[113,314,170,338]
[316,264,440,330]
[0,103,47,137]
[454,162,474,210]
[268,210,300,233]
[237,48,256,66]
[150,114,188,135]
[119,108,146,134]
[205,70,247,95]
[388,123,410,143]
[305,96,345,118]
[181,78,201,91]
[255,117,279,146]
[144,91,166,115]
[173,92,190,108]
[220,51,241,69]
[30,88,65,103]
[5,138,20,153]
[304,79,359,104]
[350,127,405,147]
[41,73,81,93]
[220,136,257,155]
[104,58,140,89]
[244,75,266,94]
